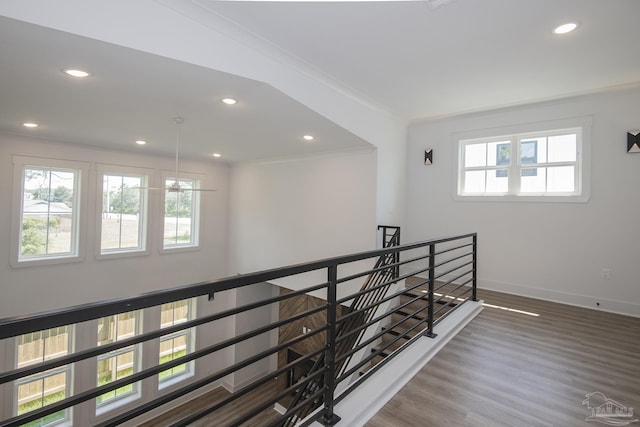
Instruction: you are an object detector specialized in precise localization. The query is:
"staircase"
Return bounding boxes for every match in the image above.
[370,277,460,364]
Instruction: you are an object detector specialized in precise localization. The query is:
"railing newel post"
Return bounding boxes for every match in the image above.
[320,265,341,426]
[425,243,437,338]
[472,234,478,302]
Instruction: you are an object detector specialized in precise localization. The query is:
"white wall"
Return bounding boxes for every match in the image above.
[0,0,407,229]
[228,149,378,295]
[0,133,230,318]
[405,87,640,316]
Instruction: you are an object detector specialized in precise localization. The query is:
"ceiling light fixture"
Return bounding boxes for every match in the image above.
[135,140,147,145]
[63,68,91,78]
[222,98,237,105]
[212,153,222,158]
[23,122,38,128]
[553,22,578,35]
[303,135,315,141]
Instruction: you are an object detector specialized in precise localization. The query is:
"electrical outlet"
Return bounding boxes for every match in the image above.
[601,268,611,279]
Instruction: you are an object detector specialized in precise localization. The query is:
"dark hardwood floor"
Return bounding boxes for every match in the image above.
[365,288,640,427]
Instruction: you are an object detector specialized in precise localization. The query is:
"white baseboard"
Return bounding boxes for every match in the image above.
[223,369,271,393]
[402,269,640,318]
[480,279,640,318]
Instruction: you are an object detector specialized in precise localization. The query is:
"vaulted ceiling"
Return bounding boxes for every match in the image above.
[1,0,639,163]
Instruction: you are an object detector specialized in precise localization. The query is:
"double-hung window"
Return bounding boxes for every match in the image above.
[158,299,195,387]
[15,327,73,426]
[456,118,591,202]
[11,156,87,267]
[96,312,141,411]
[162,175,200,250]
[97,165,149,257]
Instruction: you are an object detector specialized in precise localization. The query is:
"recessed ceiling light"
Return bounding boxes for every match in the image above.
[23,122,38,128]
[553,22,578,35]
[222,98,237,105]
[135,140,147,145]
[212,153,222,158]
[63,68,91,78]
[303,135,315,141]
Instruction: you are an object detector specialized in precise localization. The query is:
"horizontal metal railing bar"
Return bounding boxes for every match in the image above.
[0,232,477,427]
[335,248,429,286]
[433,290,468,309]
[333,310,428,407]
[272,388,326,427]
[335,279,403,322]
[335,295,430,365]
[1,235,475,339]
[433,267,474,291]
[335,261,396,286]
[434,295,466,318]
[432,251,473,271]
[335,265,433,308]
[432,294,472,327]
[101,336,328,427]
[0,283,329,385]
[433,260,473,281]
[336,307,429,384]
[336,268,428,305]
[433,278,473,302]
[225,369,327,427]
[1,305,330,427]
[336,303,427,371]
[431,241,474,258]
[170,350,327,427]
[335,283,430,346]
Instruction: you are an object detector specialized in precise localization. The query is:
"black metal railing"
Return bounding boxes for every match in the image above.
[0,231,477,427]
[281,226,401,426]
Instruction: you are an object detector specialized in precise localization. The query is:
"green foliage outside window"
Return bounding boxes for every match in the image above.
[20,217,61,255]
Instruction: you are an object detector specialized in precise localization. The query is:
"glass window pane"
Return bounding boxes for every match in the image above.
[488,141,511,167]
[163,179,196,248]
[21,168,77,259]
[159,299,194,383]
[464,170,486,193]
[464,144,487,167]
[547,166,575,192]
[16,328,71,424]
[97,350,135,405]
[18,327,70,368]
[520,168,547,193]
[486,170,509,193]
[548,134,577,162]
[101,174,144,252]
[520,139,540,165]
[96,312,139,407]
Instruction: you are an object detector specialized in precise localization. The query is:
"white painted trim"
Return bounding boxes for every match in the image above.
[307,299,483,426]
[479,279,640,318]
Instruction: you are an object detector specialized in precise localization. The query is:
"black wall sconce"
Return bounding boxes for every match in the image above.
[424,149,433,165]
[627,131,639,153]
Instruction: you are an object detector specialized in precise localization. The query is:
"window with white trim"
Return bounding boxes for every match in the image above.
[11,156,88,267]
[162,176,200,250]
[15,326,73,426]
[96,311,141,410]
[98,169,148,256]
[456,120,590,201]
[158,299,195,387]
[19,167,79,260]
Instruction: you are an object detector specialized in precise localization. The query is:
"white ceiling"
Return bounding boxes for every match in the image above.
[2,0,640,162]
[0,15,371,163]
[199,0,640,121]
